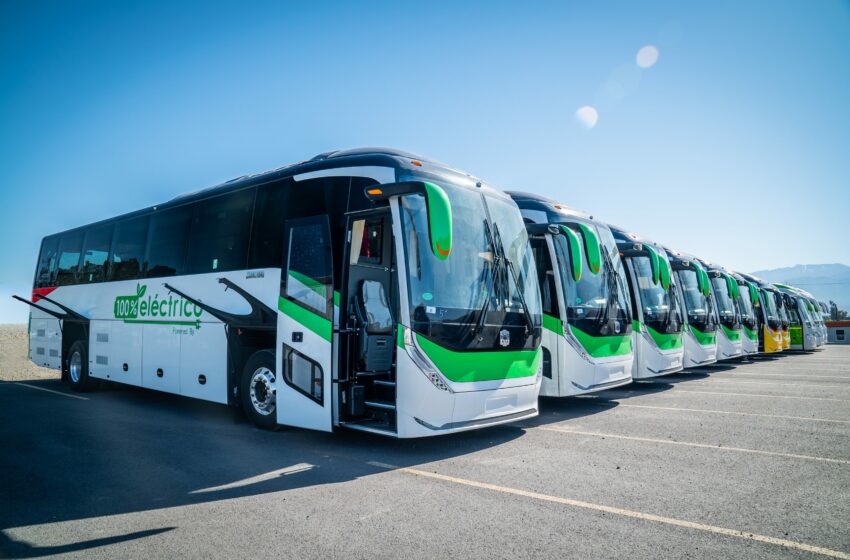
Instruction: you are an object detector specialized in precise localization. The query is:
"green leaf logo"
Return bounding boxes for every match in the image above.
[137,284,147,297]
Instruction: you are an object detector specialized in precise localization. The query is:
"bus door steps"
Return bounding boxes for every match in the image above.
[372,379,396,388]
[364,400,396,411]
[354,371,392,378]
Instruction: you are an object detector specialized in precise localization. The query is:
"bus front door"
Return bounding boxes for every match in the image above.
[337,208,398,433]
[277,214,334,432]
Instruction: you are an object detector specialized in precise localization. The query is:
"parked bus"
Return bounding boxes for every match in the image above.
[737,273,783,354]
[773,284,816,351]
[17,148,544,438]
[610,227,684,378]
[730,272,759,356]
[773,286,792,351]
[508,193,634,396]
[665,248,718,368]
[798,291,827,348]
[695,259,743,361]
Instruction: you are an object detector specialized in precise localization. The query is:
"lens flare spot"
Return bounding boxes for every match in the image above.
[574,105,599,129]
[636,45,659,68]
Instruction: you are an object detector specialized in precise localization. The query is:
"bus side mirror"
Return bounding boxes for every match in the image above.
[576,224,602,275]
[558,226,583,282]
[365,181,452,260]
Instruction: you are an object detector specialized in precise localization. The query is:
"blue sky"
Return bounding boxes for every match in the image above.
[1,0,849,323]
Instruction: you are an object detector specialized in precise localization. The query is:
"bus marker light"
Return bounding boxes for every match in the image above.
[367,188,383,195]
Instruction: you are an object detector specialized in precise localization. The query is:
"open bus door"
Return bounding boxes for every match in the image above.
[276,214,335,431]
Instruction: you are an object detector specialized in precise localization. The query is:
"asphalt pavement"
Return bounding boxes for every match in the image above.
[1,347,849,559]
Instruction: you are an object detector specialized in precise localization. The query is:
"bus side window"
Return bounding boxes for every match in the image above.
[35,237,60,288]
[56,231,84,286]
[187,189,254,274]
[111,215,149,282]
[530,237,558,317]
[80,224,114,284]
[146,206,193,278]
[249,179,290,269]
[284,215,333,318]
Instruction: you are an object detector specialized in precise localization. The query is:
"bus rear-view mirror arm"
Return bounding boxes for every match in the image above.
[15,293,88,322]
[364,181,453,261]
[11,294,83,322]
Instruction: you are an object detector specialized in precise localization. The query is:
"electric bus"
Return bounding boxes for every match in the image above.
[774,286,792,351]
[695,259,743,361]
[737,273,783,353]
[508,193,634,396]
[730,272,759,356]
[17,148,544,438]
[665,248,718,368]
[610,227,684,378]
[773,284,816,351]
[799,291,827,348]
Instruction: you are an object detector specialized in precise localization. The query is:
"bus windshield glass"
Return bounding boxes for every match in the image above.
[678,268,716,332]
[632,254,682,334]
[761,290,781,329]
[736,285,757,329]
[552,223,631,337]
[711,275,740,330]
[399,181,541,352]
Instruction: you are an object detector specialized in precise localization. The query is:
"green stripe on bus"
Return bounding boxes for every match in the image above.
[721,325,741,342]
[415,334,541,383]
[744,325,758,341]
[542,313,564,336]
[569,325,632,358]
[278,297,332,342]
[646,326,683,350]
[690,326,716,346]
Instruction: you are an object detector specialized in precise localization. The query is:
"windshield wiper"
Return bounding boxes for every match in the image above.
[471,219,499,338]
[493,223,535,335]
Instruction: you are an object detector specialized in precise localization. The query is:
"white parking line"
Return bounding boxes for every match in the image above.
[710,372,850,380]
[3,382,89,401]
[606,403,850,424]
[368,463,850,559]
[190,463,314,494]
[537,427,850,465]
[698,380,847,389]
[672,389,850,402]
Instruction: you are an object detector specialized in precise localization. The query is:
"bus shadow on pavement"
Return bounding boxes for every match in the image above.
[0,528,175,559]
[0,378,525,555]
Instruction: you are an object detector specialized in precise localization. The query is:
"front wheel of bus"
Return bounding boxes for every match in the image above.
[240,350,279,430]
[66,341,94,392]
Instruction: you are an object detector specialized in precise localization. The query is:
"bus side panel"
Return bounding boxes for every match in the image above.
[29,316,62,370]
[109,322,143,386]
[142,324,181,394]
[88,320,112,379]
[179,324,228,404]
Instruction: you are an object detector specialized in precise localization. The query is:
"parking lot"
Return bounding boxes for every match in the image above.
[2,346,849,559]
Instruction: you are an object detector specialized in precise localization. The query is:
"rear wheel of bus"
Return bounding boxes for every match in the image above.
[65,340,95,392]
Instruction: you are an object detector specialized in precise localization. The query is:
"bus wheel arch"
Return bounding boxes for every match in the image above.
[65,339,95,392]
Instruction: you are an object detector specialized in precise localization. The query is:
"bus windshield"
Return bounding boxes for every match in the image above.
[775,292,789,328]
[552,223,631,338]
[736,285,757,329]
[678,268,716,332]
[761,290,781,330]
[632,254,682,334]
[711,275,740,330]
[399,181,541,352]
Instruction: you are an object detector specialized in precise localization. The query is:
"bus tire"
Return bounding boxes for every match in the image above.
[240,350,279,430]
[66,340,94,392]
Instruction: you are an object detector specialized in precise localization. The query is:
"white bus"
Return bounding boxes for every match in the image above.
[508,193,634,396]
[696,259,743,361]
[730,272,759,356]
[17,148,544,437]
[609,226,685,378]
[665,248,719,368]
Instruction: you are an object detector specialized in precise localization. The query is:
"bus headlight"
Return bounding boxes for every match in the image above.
[403,327,453,393]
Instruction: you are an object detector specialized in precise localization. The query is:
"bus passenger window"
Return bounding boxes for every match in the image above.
[111,216,149,281]
[56,232,84,286]
[81,224,114,283]
[35,237,59,288]
[187,189,254,274]
[146,206,192,278]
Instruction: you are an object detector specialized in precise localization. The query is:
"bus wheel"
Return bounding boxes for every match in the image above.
[66,341,94,392]
[240,350,279,430]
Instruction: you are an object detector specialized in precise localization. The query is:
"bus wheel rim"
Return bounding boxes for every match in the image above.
[69,351,82,383]
[249,367,276,416]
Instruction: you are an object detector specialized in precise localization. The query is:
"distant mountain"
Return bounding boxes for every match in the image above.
[751,264,850,312]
